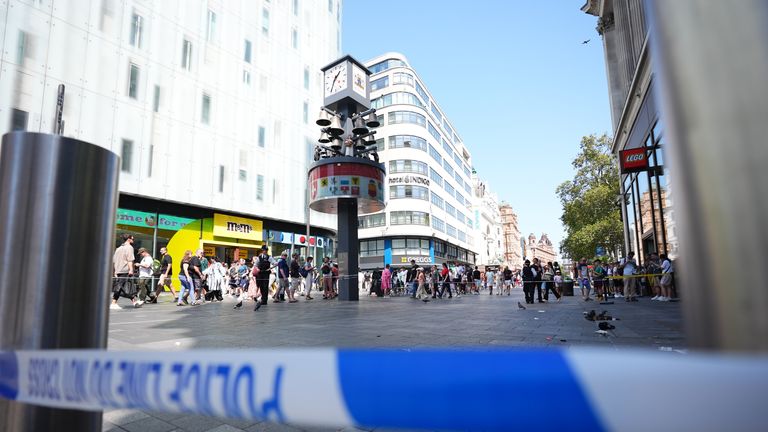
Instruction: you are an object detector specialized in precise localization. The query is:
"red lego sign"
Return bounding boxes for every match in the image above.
[619,147,649,173]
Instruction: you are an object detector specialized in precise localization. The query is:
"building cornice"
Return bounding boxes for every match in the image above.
[612,34,651,153]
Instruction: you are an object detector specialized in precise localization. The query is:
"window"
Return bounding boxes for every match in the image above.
[128,63,139,99]
[373,138,384,151]
[455,193,464,207]
[458,230,466,243]
[388,110,425,127]
[443,121,454,140]
[256,175,264,200]
[293,0,299,15]
[370,76,389,91]
[303,101,309,124]
[392,238,430,256]
[430,104,442,123]
[445,202,457,219]
[359,213,386,229]
[201,93,211,124]
[388,135,427,151]
[328,0,333,12]
[446,224,457,238]
[244,39,252,63]
[262,8,270,36]
[303,66,310,90]
[121,139,133,173]
[463,165,471,178]
[390,211,429,226]
[429,167,443,188]
[239,169,247,181]
[258,126,266,147]
[444,181,455,198]
[360,239,385,257]
[206,10,216,42]
[389,160,428,175]
[453,151,463,168]
[371,91,425,109]
[181,39,192,70]
[243,69,251,85]
[130,12,143,48]
[434,240,446,256]
[291,28,298,49]
[392,72,414,86]
[11,109,28,131]
[217,165,225,192]
[16,31,28,64]
[147,144,154,177]
[152,85,160,112]
[441,138,453,155]
[428,122,441,142]
[464,180,472,194]
[389,185,429,200]
[368,58,407,74]
[429,144,442,164]
[432,216,445,233]
[443,160,454,179]
[430,192,444,209]
[414,81,429,105]
[454,169,463,184]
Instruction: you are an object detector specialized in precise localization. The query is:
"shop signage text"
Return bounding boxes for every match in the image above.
[116,209,194,232]
[388,175,430,186]
[619,147,649,173]
[396,256,433,264]
[213,213,263,242]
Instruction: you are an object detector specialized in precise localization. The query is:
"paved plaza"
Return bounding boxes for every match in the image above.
[104,288,686,431]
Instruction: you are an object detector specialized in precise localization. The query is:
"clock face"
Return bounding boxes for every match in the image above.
[324,62,348,96]
[352,64,367,97]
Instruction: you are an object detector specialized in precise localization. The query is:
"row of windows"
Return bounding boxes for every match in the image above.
[361,237,475,262]
[391,211,430,226]
[389,160,428,175]
[389,185,429,200]
[372,91,425,109]
[369,58,408,74]
[389,135,427,151]
[360,239,385,257]
[388,110,426,127]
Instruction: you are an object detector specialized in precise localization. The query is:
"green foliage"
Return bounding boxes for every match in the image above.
[557,134,624,261]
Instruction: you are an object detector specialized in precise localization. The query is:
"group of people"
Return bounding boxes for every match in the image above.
[111,233,343,311]
[374,261,529,301]
[573,251,676,302]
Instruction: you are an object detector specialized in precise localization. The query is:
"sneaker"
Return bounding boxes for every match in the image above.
[659,296,670,302]
[133,301,144,308]
[652,295,660,301]
[109,303,122,310]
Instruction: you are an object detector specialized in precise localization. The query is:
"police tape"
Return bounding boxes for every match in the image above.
[0,348,766,431]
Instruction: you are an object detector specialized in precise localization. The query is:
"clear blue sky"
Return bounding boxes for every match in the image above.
[343,0,612,255]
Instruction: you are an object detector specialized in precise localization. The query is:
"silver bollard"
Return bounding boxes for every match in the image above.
[646,0,768,351]
[0,132,120,430]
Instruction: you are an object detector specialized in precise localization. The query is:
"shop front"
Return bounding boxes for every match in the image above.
[115,209,195,258]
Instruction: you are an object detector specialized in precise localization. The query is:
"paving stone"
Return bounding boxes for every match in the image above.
[104,409,149,426]
[206,425,248,432]
[103,420,127,432]
[121,417,176,432]
[170,416,225,432]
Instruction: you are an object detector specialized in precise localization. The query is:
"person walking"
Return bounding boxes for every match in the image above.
[407,259,418,298]
[415,268,429,302]
[592,259,607,301]
[188,249,205,305]
[439,262,453,299]
[135,248,154,303]
[255,245,272,309]
[577,258,592,301]
[381,264,392,297]
[542,262,560,302]
[321,257,333,299]
[154,247,176,302]
[177,250,194,307]
[521,260,534,304]
[531,258,544,303]
[275,251,290,303]
[288,252,301,303]
[503,266,513,295]
[111,234,142,309]
[204,256,225,301]
[303,256,316,300]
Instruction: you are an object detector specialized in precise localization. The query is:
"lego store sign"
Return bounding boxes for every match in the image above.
[619,147,649,173]
[213,213,263,242]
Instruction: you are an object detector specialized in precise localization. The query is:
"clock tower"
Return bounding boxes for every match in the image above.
[321,55,371,115]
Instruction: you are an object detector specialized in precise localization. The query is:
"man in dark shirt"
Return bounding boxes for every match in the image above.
[256,245,272,308]
[522,260,534,304]
[532,258,544,303]
[189,249,204,305]
[154,247,176,302]
[288,253,301,303]
[276,251,290,303]
[472,266,481,294]
[407,260,418,298]
[503,266,513,295]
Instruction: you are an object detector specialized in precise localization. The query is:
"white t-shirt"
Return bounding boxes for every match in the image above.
[624,258,636,275]
[139,256,153,278]
[661,259,673,274]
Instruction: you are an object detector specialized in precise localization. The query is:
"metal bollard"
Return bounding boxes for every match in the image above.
[646,0,768,351]
[0,132,120,431]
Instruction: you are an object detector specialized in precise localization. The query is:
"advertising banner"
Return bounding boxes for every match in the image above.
[213,213,263,242]
[619,147,649,173]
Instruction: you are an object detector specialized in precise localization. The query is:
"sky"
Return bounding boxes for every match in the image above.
[343,0,613,256]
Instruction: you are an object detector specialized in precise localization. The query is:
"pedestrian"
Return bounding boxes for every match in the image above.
[135,248,154,303]
[302,256,316,300]
[415,268,429,302]
[227,260,239,296]
[439,262,453,299]
[622,252,638,302]
[407,259,418,298]
[553,270,564,298]
[331,262,339,295]
[472,266,482,294]
[111,234,143,309]
[532,258,544,303]
[154,247,176,302]
[189,249,205,305]
[321,257,333,299]
[255,245,272,309]
[577,258,592,301]
[542,262,561,302]
[204,256,225,301]
[287,252,301,303]
[521,260,534,304]
[177,250,193,307]
[381,264,392,297]
[592,259,606,301]
[657,254,674,301]
[274,251,289,303]
[486,267,495,295]
[503,265,513,295]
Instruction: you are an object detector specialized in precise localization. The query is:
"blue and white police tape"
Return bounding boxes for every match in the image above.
[0,348,766,431]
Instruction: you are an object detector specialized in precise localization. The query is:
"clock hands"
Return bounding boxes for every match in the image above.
[330,70,341,91]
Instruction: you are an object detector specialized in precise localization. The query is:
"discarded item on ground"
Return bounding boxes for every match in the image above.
[538,310,546,313]
[560,339,567,342]
[584,310,597,321]
[595,330,609,336]
[598,322,616,330]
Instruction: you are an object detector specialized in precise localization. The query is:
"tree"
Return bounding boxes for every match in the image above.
[557,134,624,261]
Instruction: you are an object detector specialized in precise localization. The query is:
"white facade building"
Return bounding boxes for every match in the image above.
[0,0,341,261]
[357,52,478,269]
[471,173,504,266]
